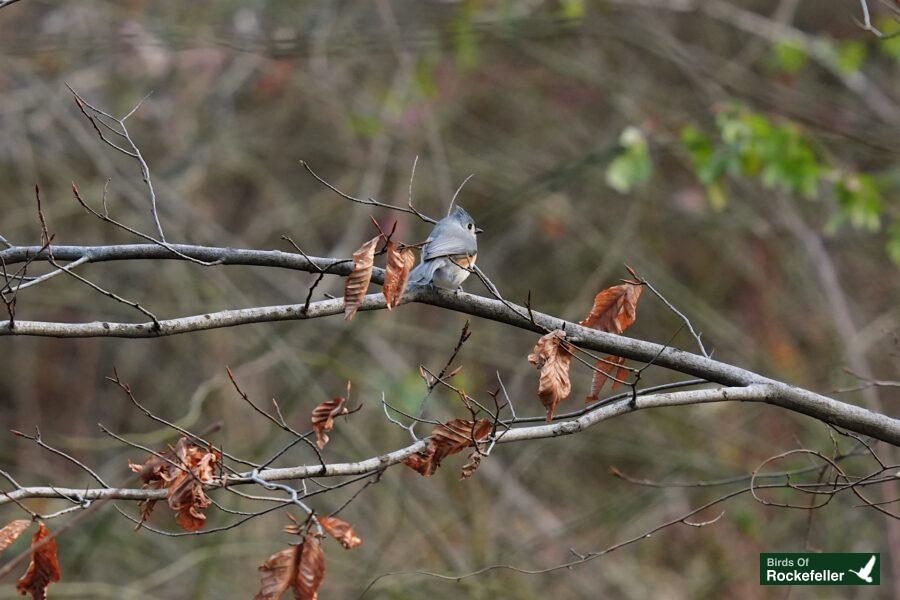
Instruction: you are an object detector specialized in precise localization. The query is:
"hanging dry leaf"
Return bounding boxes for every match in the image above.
[579,283,643,334]
[254,547,298,600]
[15,522,61,600]
[404,418,492,476]
[459,450,482,480]
[128,437,220,531]
[319,516,362,549]
[296,533,326,600]
[585,355,629,402]
[382,242,416,310]
[0,520,30,555]
[527,330,573,422]
[311,396,349,450]
[344,235,380,321]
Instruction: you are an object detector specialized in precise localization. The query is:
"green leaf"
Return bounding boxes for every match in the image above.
[834,173,882,231]
[875,18,900,61]
[706,181,727,211]
[414,55,439,99]
[559,0,585,20]
[605,127,651,193]
[451,5,479,71]
[887,223,900,266]
[348,113,382,138]
[772,41,807,73]
[834,40,868,73]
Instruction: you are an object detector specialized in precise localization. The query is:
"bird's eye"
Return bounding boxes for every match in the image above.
[467,223,473,230]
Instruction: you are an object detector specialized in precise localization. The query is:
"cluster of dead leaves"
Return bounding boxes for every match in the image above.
[528,276,643,421]
[128,437,221,531]
[0,520,61,600]
[403,419,492,479]
[344,234,417,321]
[254,515,362,600]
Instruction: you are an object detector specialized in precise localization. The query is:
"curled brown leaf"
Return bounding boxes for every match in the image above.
[0,519,31,555]
[579,283,643,334]
[311,395,349,450]
[254,547,298,600]
[404,418,491,477]
[15,522,61,600]
[319,516,362,549]
[128,437,221,531]
[383,241,416,310]
[585,355,629,402]
[459,450,482,480]
[527,329,573,422]
[296,533,326,600]
[343,235,380,321]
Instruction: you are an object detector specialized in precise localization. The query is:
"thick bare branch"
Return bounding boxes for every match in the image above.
[0,385,775,505]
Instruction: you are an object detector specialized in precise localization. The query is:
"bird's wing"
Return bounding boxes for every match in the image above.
[862,555,876,576]
[423,223,476,260]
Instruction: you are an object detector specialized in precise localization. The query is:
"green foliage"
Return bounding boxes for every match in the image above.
[680,105,896,261]
[833,40,868,73]
[833,173,882,231]
[888,223,900,265]
[451,3,479,71]
[605,126,652,194]
[414,54,439,99]
[559,0,585,20]
[875,17,900,61]
[348,113,382,138]
[771,41,807,73]
[681,107,821,203]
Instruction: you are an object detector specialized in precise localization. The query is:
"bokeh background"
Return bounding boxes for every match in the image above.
[1,1,899,598]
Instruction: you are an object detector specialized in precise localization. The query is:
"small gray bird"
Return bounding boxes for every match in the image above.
[408,205,482,291]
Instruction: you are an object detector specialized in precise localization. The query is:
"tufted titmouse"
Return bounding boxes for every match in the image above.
[408,205,482,291]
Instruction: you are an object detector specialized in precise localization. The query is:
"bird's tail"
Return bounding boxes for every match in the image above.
[408,260,439,287]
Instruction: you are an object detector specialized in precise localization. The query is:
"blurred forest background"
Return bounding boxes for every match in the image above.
[1,0,899,598]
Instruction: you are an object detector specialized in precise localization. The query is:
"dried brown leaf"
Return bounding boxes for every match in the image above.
[254,547,298,600]
[319,516,362,549]
[459,451,482,480]
[0,520,30,554]
[382,242,416,310]
[311,397,349,450]
[585,355,629,402]
[296,533,325,600]
[128,437,220,531]
[527,330,573,422]
[15,522,61,600]
[579,283,643,334]
[404,418,491,477]
[343,236,379,321]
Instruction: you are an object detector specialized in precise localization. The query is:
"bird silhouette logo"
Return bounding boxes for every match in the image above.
[848,555,877,583]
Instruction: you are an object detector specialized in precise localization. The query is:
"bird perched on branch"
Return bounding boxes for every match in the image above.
[408,205,482,291]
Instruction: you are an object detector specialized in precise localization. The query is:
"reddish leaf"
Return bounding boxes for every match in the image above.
[311,395,349,450]
[15,522,60,600]
[382,242,416,310]
[344,236,379,321]
[585,356,629,402]
[527,330,573,422]
[319,516,362,549]
[459,451,482,480]
[0,520,30,555]
[254,547,298,600]
[579,283,643,334]
[296,533,326,600]
[404,419,492,477]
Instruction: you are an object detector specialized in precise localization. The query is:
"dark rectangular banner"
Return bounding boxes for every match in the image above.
[760,553,879,586]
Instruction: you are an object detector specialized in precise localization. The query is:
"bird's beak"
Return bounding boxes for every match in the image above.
[475,227,484,235]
